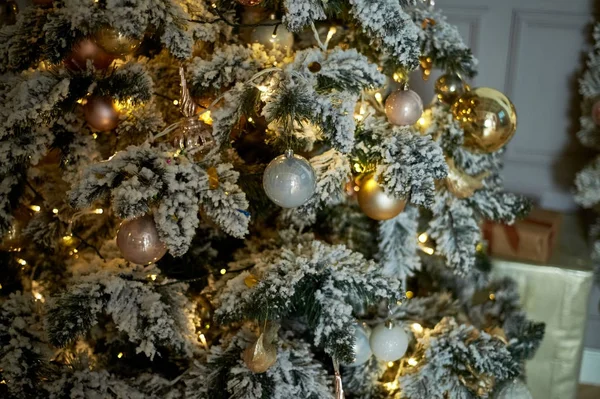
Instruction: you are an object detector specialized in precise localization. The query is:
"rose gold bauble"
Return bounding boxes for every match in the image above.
[117,215,167,265]
[83,96,120,131]
[64,38,115,71]
[385,89,423,126]
[357,174,406,220]
[94,26,141,56]
[592,101,600,126]
[451,87,517,153]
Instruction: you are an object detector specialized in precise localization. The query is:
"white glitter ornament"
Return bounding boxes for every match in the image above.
[263,149,316,208]
[385,88,423,126]
[493,379,532,399]
[369,322,409,362]
[346,323,372,366]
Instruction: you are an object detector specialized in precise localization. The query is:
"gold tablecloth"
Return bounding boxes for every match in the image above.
[492,215,594,399]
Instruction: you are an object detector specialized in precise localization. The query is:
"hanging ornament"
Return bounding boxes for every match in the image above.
[64,38,115,71]
[333,358,345,399]
[0,0,17,27]
[385,88,424,126]
[249,21,294,52]
[344,323,372,366]
[242,322,280,373]
[263,149,316,208]
[94,26,142,57]
[493,379,532,399]
[369,321,409,362]
[591,100,600,125]
[244,273,259,288]
[173,67,215,159]
[237,0,263,6]
[117,214,168,265]
[435,73,467,105]
[83,96,120,131]
[451,87,517,153]
[445,158,489,198]
[419,56,433,80]
[357,174,406,221]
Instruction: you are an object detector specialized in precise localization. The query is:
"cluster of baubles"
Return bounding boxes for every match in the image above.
[346,322,409,366]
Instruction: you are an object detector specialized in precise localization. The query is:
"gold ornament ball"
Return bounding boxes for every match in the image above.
[451,87,517,153]
[0,0,18,27]
[94,26,141,57]
[435,73,467,105]
[64,38,115,71]
[357,174,406,221]
[83,96,120,131]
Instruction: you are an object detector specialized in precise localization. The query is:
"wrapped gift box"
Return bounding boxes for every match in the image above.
[492,214,594,399]
[484,208,562,263]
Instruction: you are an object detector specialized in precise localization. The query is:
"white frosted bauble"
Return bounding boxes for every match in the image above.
[494,379,532,399]
[385,89,423,126]
[250,22,294,52]
[369,323,409,362]
[345,324,372,366]
[263,150,316,208]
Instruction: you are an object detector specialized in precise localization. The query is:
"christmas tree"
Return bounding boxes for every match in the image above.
[575,23,600,278]
[0,0,544,397]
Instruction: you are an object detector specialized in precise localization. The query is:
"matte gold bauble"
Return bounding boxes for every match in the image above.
[435,73,467,105]
[94,26,141,56]
[357,174,406,221]
[0,0,18,27]
[445,158,489,198]
[83,96,120,131]
[64,38,115,71]
[451,87,517,153]
[242,323,280,373]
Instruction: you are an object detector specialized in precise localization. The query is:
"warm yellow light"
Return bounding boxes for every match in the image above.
[411,323,424,334]
[16,258,27,266]
[0,380,5,384]
[173,100,179,106]
[76,98,85,104]
[383,380,399,391]
[326,27,337,41]
[258,85,268,93]
[29,205,41,212]
[418,233,428,243]
[117,352,123,359]
[387,361,394,368]
[94,208,104,214]
[422,247,434,255]
[353,163,363,173]
[407,357,418,366]
[73,249,78,254]
[199,333,208,349]
[199,111,213,125]
[405,291,414,299]
[220,269,226,275]
[205,323,211,329]
[92,133,98,140]
[34,292,44,302]
[489,293,496,300]
[52,208,59,214]
[247,117,254,123]
[63,235,73,243]
[0,283,3,289]
[374,92,383,103]
[354,114,364,121]
[150,274,157,281]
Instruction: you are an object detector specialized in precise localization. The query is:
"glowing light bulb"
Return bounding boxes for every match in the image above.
[52,208,59,214]
[16,258,27,266]
[407,357,418,366]
[374,92,383,103]
[247,117,254,123]
[258,86,268,93]
[150,274,157,281]
[411,323,423,334]
[220,269,226,275]
[117,352,123,359]
[34,292,44,302]
[94,209,104,214]
[489,293,496,300]
[30,205,41,212]
[418,233,428,243]
[199,333,208,349]
[173,100,179,106]
[92,133,98,140]
[422,247,434,255]
[387,361,394,368]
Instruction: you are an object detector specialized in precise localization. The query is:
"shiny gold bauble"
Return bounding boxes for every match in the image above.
[0,0,18,27]
[242,323,279,373]
[94,26,141,57]
[64,38,115,71]
[451,87,517,153]
[357,174,406,221]
[435,73,467,105]
[83,96,120,131]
